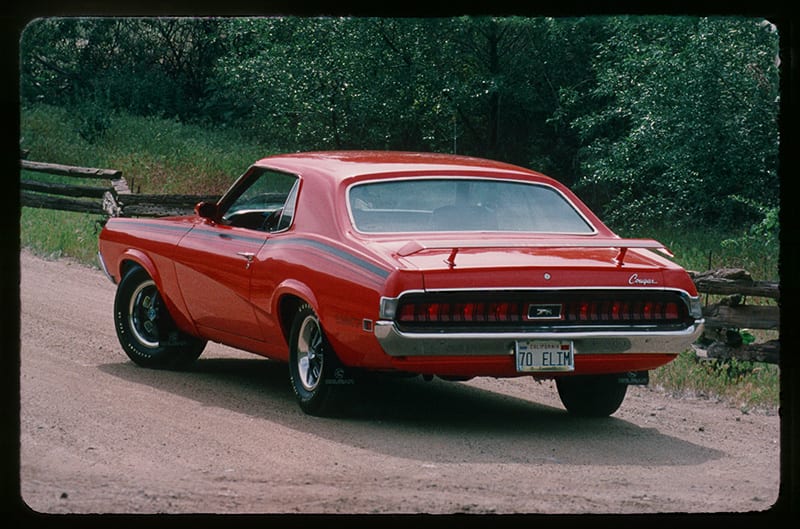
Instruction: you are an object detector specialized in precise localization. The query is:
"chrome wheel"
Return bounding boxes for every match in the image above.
[288,303,351,416]
[114,266,206,369]
[128,279,160,348]
[296,314,324,392]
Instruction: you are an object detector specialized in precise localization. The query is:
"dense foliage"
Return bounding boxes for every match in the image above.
[19,16,780,233]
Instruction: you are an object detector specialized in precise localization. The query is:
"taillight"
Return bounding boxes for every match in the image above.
[397,301,523,323]
[564,300,683,322]
[664,302,679,320]
[394,292,691,327]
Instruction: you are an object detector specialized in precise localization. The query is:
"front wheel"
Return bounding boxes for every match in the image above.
[288,304,351,416]
[114,266,206,369]
[556,374,628,417]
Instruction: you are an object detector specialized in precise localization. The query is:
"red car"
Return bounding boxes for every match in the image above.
[98,151,703,417]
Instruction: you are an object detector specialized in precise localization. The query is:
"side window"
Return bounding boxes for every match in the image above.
[221,168,298,231]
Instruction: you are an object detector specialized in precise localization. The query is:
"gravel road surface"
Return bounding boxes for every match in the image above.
[18,251,781,515]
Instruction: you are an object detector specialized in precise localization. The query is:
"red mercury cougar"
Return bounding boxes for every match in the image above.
[98,151,703,416]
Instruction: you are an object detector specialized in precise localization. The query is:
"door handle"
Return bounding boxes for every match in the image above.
[236,251,255,269]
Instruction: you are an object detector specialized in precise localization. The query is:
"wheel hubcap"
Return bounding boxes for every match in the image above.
[129,280,160,348]
[297,315,324,391]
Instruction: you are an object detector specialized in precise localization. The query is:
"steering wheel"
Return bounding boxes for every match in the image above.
[261,208,282,232]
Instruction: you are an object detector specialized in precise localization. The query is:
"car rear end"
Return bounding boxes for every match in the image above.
[372,240,703,379]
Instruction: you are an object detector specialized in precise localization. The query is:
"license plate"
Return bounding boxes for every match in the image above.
[515,340,574,372]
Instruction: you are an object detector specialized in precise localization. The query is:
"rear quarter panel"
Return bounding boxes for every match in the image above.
[251,234,396,365]
[99,217,199,336]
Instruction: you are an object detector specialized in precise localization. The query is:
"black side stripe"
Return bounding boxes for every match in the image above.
[111,219,267,244]
[188,227,267,245]
[110,220,390,279]
[110,219,191,234]
[267,237,391,279]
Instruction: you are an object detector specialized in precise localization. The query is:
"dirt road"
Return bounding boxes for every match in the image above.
[17,250,780,514]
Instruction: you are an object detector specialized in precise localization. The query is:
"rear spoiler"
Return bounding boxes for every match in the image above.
[396,238,673,267]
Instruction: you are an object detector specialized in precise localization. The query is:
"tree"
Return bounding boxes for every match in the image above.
[205,17,457,151]
[563,16,779,230]
[20,18,225,120]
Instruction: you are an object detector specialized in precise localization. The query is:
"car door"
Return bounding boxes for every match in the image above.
[174,167,297,343]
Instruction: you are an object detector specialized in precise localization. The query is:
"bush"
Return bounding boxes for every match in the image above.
[73,100,112,144]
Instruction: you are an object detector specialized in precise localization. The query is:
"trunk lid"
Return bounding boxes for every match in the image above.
[371,237,675,291]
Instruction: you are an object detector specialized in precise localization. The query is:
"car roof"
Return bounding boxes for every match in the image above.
[252,151,545,183]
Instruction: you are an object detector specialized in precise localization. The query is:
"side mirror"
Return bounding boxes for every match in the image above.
[195,201,219,221]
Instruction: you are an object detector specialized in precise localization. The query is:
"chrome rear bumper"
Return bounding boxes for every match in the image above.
[374,321,704,357]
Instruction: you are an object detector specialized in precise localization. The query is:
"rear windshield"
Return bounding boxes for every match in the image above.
[348,178,595,234]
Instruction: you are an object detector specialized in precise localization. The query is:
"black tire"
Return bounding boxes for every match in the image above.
[555,374,628,417]
[288,304,349,416]
[114,266,206,369]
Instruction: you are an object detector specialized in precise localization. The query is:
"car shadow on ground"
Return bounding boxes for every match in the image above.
[99,354,725,468]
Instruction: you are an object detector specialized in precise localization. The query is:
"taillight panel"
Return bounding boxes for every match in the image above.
[394,290,693,331]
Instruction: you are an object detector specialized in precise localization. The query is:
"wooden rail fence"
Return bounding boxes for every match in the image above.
[689,269,779,364]
[20,159,215,217]
[21,158,780,364]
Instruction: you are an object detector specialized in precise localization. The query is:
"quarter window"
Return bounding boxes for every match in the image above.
[276,179,300,231]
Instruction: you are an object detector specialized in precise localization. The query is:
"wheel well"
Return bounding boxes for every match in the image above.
[278,295,305,344]
[120,259,141,278]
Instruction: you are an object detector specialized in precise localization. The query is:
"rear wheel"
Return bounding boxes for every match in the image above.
[288,304,350,416]
[114,266,205,369]
[556,374,628,417]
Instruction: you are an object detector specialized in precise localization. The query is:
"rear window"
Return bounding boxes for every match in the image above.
[348,178,595,234]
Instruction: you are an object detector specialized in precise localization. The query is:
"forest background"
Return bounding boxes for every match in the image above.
[18,16,780,275]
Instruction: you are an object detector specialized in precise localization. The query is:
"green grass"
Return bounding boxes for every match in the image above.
[651,350,780,413]
[19,208,105,265]
[18,103,781,411]
[21,103,268,195]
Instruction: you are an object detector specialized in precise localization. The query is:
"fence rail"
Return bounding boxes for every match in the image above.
[689,269,779,364]
[21,159,122,179]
